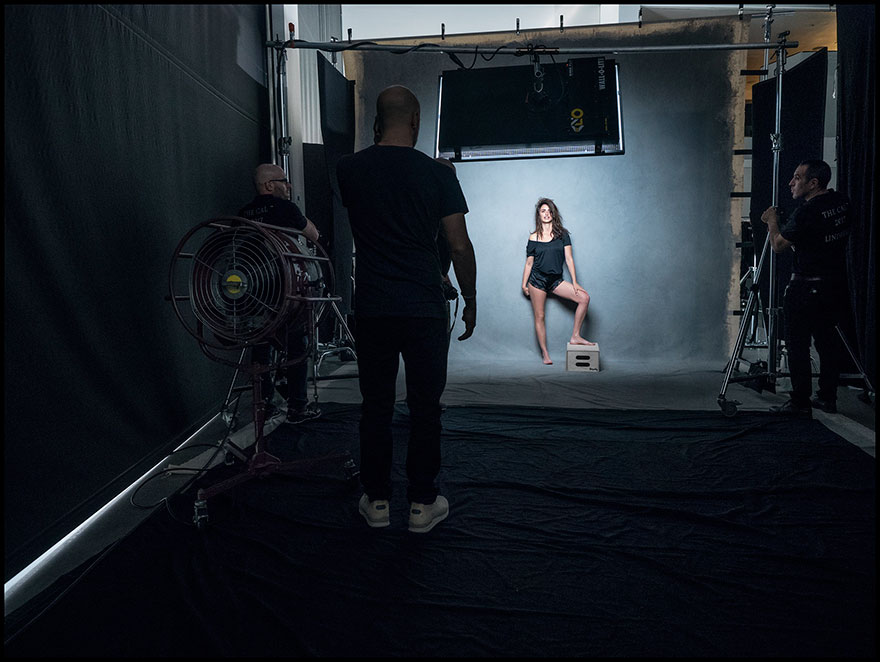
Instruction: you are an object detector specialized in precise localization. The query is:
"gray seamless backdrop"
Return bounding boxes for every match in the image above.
[342,17,748,367]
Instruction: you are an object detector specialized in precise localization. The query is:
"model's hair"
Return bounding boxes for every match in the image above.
[534,198,568,239]
[798,159,832,189]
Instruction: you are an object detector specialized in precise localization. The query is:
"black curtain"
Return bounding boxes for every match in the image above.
[747,48,827,336]
[4,5,270,579]
[837,4,876,388]
[304,53,355,325]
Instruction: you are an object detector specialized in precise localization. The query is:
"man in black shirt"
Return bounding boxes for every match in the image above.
[337,85,477,533]
[238,163,321,424]
[761,159,852,416]
[239,163,320,242]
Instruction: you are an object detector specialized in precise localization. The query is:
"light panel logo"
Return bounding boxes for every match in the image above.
[570,107,584,133]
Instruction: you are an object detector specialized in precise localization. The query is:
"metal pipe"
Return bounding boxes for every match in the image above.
[638,4,831,11]
[767,37,787,377]
[277,39,289,174]
[264,6,277,163]
[761,5,773,79]
[270,39,798,56]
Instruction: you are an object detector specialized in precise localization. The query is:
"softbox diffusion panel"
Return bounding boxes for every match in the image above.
[437,56,623,161]
[748,49,827,324]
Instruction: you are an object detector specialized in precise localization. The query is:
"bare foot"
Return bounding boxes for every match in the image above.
[570,336,597,346]
[543,355,553,365]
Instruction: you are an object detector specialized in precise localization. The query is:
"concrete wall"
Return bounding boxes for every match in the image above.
[342,17,749,366]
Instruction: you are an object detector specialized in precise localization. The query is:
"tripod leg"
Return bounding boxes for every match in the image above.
[220,347,248,428]
[331,301,357,360]
[836,325,875,394]
[719,286,760,415]
[251,367,268,453]
[719,229,777,414]
[748,288,768,348]
[309,302,320,404]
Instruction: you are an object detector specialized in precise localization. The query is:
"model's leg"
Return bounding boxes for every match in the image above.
[528,286,552,364]
[552,281,595,345]
[354,315,400,501]
[400,316,448,505]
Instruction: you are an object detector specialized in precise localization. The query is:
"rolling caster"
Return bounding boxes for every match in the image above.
[343,458,360,489]
[719,397,739,417]
[193,499,209,530]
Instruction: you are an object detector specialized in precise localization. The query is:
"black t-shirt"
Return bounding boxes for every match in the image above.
[336,145,469,318]
[237,194,307,231]
[526,232,571,276]
[779,189,851,280]
[437,224,452,276]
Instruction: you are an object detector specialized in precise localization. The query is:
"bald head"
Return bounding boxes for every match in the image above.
[253,163,291,199]
[254,163,284,189]
[374,85,420,146]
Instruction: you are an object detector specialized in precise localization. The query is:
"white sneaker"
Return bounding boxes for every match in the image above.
[408,495,449,533]
[286,406,321,424]
[358,494,390,528]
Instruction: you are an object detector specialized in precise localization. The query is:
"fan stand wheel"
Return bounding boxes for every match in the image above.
[193,499,209,530]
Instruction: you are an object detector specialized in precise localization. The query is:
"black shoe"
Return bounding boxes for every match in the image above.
[770,399,812,417]
[286,406,321,424]
[810,396,837,413]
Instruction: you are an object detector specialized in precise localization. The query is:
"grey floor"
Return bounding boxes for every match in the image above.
[4,350,874,618]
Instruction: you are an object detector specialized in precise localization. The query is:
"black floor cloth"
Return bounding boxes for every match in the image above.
[5,404,875,657]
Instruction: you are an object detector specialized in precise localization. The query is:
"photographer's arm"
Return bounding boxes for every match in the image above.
[442,212,477,341]
[302,218,321,244]
[760,207,792,253]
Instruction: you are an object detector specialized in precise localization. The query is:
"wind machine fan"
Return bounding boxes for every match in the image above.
[168,216,356,528]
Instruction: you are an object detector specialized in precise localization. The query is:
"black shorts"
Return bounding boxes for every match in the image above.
[528,270,563,293]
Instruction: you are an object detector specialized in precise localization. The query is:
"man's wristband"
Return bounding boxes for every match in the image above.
[462,293,476,301]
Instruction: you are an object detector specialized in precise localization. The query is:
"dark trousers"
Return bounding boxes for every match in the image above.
[254,326,309,411]
[355,315,448,504]
[783,279,845,407]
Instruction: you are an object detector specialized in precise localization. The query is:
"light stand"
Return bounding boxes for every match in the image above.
[738,248,768,350]
[718,30,789,417]
[310,301,357,385]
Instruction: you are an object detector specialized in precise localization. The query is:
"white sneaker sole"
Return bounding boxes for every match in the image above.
[359,501,390,528]
[408,514,447,533]
[408,504,449,533]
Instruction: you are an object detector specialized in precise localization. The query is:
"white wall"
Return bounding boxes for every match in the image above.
[340,4,606,40]
[279,4,344,209]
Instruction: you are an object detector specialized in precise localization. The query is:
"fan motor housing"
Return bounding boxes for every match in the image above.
[170,217,323,350]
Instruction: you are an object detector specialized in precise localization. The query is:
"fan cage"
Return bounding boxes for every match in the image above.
[170,217,321,351]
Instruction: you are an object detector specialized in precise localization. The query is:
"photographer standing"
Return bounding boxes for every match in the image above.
[337,85,477,533]
[761,159,852,416]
